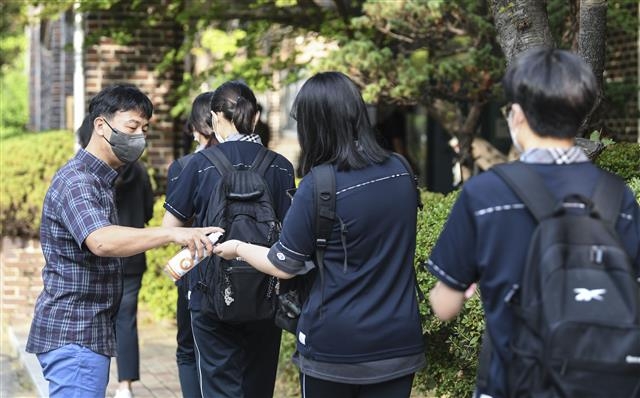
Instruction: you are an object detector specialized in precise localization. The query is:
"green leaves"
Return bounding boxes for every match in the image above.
[0,131,75,238]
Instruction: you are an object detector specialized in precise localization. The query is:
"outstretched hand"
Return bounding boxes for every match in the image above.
[213,239,243,260]
[173,226,224,260]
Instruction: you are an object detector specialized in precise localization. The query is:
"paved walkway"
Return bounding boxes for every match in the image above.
[7,313,184,398]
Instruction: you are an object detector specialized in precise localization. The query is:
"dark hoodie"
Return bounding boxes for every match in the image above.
[115,161,154,275]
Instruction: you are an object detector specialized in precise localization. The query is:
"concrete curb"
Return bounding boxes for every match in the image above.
[7,327,48,398]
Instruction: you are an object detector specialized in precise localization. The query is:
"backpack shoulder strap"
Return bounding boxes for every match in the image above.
[199,146,235,176]
[391,153,427,303]
[592,171,625,227]
[312,164,336,278]
[392,153,423,209]
[250,146,277,176]
[491,161,557,222]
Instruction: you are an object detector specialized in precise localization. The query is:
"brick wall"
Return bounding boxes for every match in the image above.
[83,8,185,189]
[0,238,44,325]
[28,6,185,190]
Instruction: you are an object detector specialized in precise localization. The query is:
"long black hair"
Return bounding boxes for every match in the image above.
[210,81,258,135]
[291,71,388,175]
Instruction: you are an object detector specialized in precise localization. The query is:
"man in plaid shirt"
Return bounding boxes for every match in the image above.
[26,84,222,398]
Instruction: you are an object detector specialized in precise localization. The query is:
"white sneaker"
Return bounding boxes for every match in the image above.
[113,388,134,398]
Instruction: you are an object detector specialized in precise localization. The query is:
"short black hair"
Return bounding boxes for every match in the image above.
[88,84,153,123]
[210,81,257,135]
[77,114,94,148]
[291,71,388,175]
[502,48,597,138]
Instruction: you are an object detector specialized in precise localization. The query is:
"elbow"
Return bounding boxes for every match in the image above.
[86,240,114,257]
[431,306,460,322]
[276,271,295,280]
[429,283,464,321]
[85,230,116,257]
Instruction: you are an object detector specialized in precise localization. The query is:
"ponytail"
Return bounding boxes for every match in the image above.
[210,81,258,136]
[233,96,257,134]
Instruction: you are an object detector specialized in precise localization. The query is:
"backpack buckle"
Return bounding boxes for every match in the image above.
[316,238,328,249]
[590,246,604,264]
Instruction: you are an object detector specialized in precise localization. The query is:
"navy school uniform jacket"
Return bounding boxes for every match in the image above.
[267,155,425,364]
[427,161,640,398]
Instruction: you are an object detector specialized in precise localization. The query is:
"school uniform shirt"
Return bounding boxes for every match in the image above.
[267,155,426,384]
[27,149,122,357]
[163,135,295,310]
[427,147,640,398]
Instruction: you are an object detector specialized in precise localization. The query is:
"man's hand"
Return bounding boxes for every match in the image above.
[172,226,224,260]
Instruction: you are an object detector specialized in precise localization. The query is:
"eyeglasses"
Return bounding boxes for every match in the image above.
[500,102,513,119]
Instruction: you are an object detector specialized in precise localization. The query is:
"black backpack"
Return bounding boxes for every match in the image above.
[275,153,423,334]
[275,163,338,334]
[197,146,280,323]
[487,162,640,397]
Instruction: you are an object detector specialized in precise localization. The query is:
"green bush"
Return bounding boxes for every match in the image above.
[0,34,28,139]
[595,142,640,181]
[629,177,640,203]
[138,195,181,319]
[413,191,484,397]
[0,130,76,238]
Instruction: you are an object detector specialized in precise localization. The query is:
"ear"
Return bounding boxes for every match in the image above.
[210,110,219,127]
[510,103,527,127]
[93,116,106,137]
[252,110,260,131]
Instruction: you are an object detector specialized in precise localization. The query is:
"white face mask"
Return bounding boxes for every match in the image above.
[214,131,226,144]
[509,126,524,153]
[211,112,226,144]
[506,108,524,153]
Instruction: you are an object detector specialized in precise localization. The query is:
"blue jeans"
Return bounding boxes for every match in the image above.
[37,344,110,398]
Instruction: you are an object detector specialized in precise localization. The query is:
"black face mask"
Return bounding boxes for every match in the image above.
[102,118,146,163]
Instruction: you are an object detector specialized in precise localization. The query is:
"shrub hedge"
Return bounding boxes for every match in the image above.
[595,141,640,181]
[0,131,75,238]
[2,131,638,397]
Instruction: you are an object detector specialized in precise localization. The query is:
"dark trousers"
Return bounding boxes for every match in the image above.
[192,308,282,398]
[115,274,143,382]
[301,373,415,398]
[176,285,201,398]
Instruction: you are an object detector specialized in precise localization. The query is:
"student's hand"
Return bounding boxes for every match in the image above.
[173,226,224,260]
[213,239,243,260]
[464,283,477,299]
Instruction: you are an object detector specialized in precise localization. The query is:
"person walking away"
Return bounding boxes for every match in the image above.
[162,81,295,398]
[213,71,426,398]
[26,84,221,398]
[427,48,640,398]
[163,91,216,398]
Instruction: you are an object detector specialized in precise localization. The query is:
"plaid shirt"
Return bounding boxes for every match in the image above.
[520,146,589,164]
[27,149,122,357]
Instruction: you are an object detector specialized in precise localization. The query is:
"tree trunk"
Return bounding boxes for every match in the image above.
[490,0,555,64]
[577,0,608,137]
[426,100,487,179]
